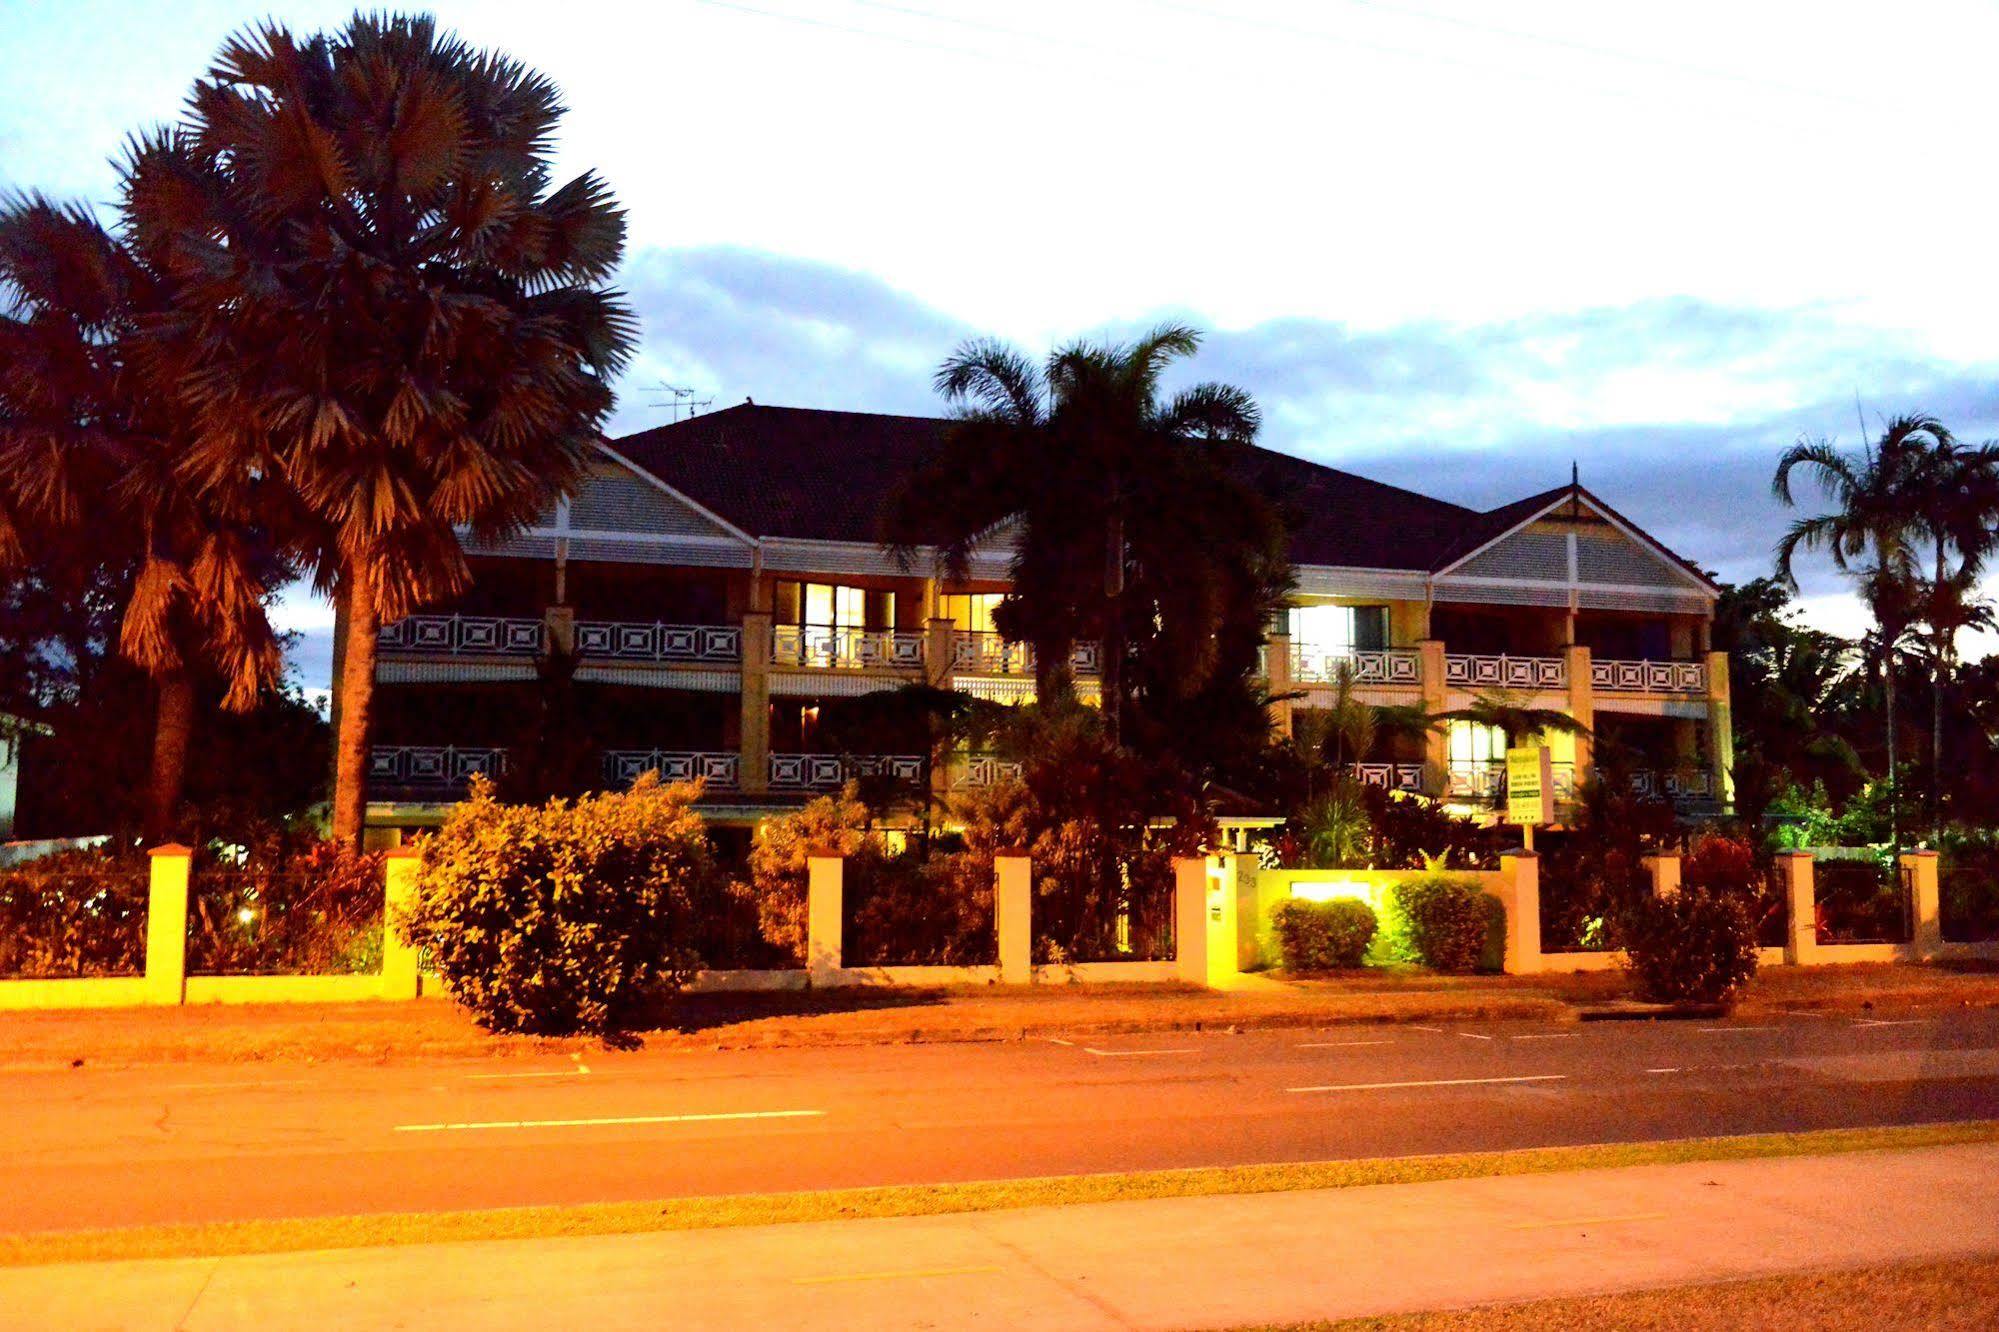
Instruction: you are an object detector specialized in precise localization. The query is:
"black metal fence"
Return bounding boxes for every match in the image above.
[1941,862,1999,944]
[186,867,384,976]
[1812,858,1912,945]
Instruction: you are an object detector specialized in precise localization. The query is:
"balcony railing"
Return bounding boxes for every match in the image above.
[1630,768,1715,800]
[602,749,740,789]
[959,753,1025,788]
[368,745,506,791]
[771,625,926,670]
[1444,653,1566,690]
[1351,762,1425,792]
[1290,646,1422,686]
[950,631,1101,677]
[1591,658,1708,695]
[1444,760,1577,803]
[575,621,740,663]
[377,615,543,656]
[768,753,926,790]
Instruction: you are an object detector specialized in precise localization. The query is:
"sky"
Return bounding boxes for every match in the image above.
[6,0,1998,699]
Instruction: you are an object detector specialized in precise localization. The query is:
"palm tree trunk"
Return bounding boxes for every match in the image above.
[331,586,379,851]
[143,671,194,843]
[1102,501,1125,750]
[1884,653,1898,855]
[1933,542,1946,842]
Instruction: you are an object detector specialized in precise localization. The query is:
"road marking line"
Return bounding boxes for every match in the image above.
[1287,1074,1566,1094]
[1646,1067,1681,1074]
[1510,1034,1576,1041]
[794,1265,1001,1286]
[1297,1040,1392,1049]
[1457,1031,1494,1041]
[1697,1026,1776,1033]
[394,1109,825,1133]
[1509,1211,1668,1231]
[466,1069,589,1081]
[1410,1025,1445,1033]
[1045,1038,1074,1047]
[1083,1047,1196,1058]
[1854,1019,1928,1029]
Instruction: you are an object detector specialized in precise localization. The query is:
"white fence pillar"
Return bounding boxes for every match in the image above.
[1645,852,1681,900]
[1497,851,1541,975]
[1780,851,1817,966]
[1902,851,1941,958]
[1174,855,1239,989]
[806,853,843,984]
[994,853,1032,984]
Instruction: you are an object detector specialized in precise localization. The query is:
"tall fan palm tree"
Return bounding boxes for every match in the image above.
[124,15,636,846]
[1774,416,1940,851]
[892,323,1274,748]
[0,196,282,841]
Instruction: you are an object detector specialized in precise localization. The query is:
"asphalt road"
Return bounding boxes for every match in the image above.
[4,1007,1999,1234]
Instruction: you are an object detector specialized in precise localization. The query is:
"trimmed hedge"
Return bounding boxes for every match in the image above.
[1272,898,1379,971]
[1622,888,1760,1005]
[1393,876,1497,974]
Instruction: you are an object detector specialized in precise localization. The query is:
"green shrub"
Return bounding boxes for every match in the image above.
[400,773,713,1035]
[1272,898,1378,970]
[733,785,872,964]
[1622,888,1760,1006]
[0,849,150,978]
[1393,875,1495,974]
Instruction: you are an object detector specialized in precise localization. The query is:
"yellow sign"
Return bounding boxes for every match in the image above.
[1506,746,1553,826]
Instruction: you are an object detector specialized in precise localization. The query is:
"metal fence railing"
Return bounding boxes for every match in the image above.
[186,866,384,977]
[1812,858,1912,945]
[1941,863,1999,944]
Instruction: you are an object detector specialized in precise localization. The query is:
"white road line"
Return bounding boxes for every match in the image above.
[1510,1033,1576,1041]
[1409,1025,1445,1033]
[1083,1047,1196,1058]
[1854,1019,1928,1029]
[1646,1067,1681,1074]
[1697,1026,1777,1033]
[394,1109,825,1133]
[1287,1074,1566,1094]
[1297,1040,1392,1049]
[1045,1038,1075,1047]
[164,1079,314,1092]
[1457,1031,1494,1041]
[466,1069,589,1081]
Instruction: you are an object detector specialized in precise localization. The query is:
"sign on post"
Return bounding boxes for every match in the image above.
[1506,745,1553,831]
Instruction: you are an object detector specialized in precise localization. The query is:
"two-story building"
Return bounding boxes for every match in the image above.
[353,404,1730,838]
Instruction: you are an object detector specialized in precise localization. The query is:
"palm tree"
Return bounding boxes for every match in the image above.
[892,324,1276,748]
[124,16,636,847]
[0,195,282,841]
[1774,416,1940,851]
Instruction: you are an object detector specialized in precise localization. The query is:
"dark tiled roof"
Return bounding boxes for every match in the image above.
[608,404,1621,575]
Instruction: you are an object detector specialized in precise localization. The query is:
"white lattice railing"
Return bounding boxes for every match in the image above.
[1630,768,1715,800]
[959,754,1025,788]
[603,750,740,789]
[377,614,543,656]
[575,621,741,663]
[772,625,926,670]
[1444,653,1567,690]
[1291,647,1423,686]
[1590,658,1708,695]
[950,631,1102,677]
[367,745,506,789]
[768,753,926,790]
[1349,762,1426,792]
[1443,760,1577,802]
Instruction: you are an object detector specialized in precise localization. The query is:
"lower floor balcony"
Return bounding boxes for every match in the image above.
[1345,761,1715,808]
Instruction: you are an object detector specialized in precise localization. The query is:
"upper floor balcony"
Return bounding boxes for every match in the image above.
[950,630,1100,677]
[771,624,925,671]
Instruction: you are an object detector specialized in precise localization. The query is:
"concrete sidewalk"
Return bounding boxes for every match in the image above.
[9,1142,1999,1331]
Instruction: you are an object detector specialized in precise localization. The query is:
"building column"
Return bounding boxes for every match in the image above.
[1264,631,1294,739]
[739,610,772,795]
[1565,643,1594,785]
[544,603,575,657]
[1705,648,1734,810]
[926,615,957,806]
[1418,638,1449,794]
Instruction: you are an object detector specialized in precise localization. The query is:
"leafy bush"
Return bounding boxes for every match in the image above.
[1271,899,1378,970]
[1393,875,1497,974]
[0,849,150,978]
[734,785,873,963]
[400,773,713,1035]
[1621,888,1760,1005]
[188,842,386,976]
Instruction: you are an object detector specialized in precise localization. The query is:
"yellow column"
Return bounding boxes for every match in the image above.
[1565,643,1594,781]
[994,853,1032,984]
[1902,850,1941,958]
[1498,851,1541,974]
[1780,851,1817,966]
[927,615,958,806]
[143,844,192,1006]
[1418,638,1449,793]
[1173,855,1239,989]
[739,609,772,795]
[1264,631,1294,739]
[1644,851,1681,900]
[1706,648,1734,810]
[806,853,843,984]
[381,848,424,1000]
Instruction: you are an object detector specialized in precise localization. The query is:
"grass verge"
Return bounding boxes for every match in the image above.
[5,1119,1995,1270]
[1240,1253,1999,1330]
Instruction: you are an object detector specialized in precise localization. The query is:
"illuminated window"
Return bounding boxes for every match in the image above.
[776,581,893,630]
[938,592,1004,633]
[1288,604,1387,653]
[1447,719,1507,766]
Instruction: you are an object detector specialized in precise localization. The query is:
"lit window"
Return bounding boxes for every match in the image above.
[1448,720,1506,766]
[1288,604,1387,653]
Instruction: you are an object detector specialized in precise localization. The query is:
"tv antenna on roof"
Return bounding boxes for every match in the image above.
[645,381,714,423]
